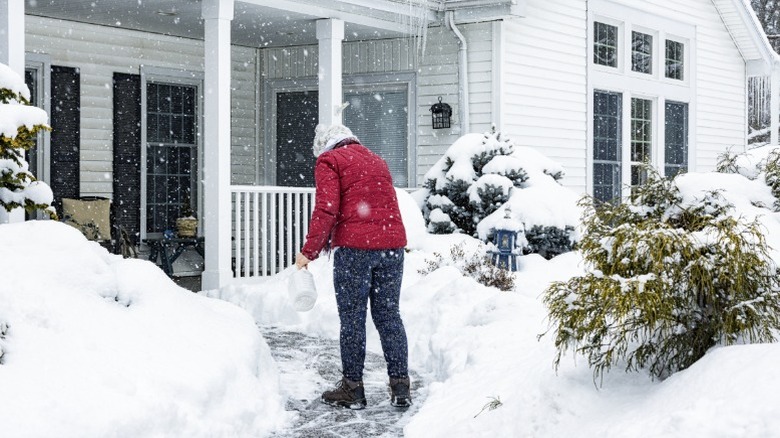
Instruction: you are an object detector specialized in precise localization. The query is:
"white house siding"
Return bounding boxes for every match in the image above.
[623,0,746,170]
[414,26,460,186]
[231,47,260,185]
[415,22,500,185]
[25,16,259,196]
[499,0,589,194]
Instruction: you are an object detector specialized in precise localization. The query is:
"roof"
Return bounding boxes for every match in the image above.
[712,0,780,73]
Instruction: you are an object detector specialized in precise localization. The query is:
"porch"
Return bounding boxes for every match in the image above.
[1,0,442,289]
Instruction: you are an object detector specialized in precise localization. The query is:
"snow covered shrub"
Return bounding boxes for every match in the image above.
[0,63,55,218]
[418,241,515,291]
[543,166,780,381]
[0,321,7,365]
[716,145,780,210]
[419,127,580,259]
[762,150,780,210]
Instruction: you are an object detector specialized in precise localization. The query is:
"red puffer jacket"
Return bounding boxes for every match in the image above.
[301,141,407,260]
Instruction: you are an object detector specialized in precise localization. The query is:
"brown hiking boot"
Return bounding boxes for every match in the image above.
[321,377,367,410]
[389,376,412,408]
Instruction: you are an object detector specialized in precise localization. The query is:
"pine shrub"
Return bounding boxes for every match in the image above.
[420,127,576,259]
[543,167,780,381]
[0,65,55,218]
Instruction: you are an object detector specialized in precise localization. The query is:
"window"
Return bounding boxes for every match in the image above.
[630,98,653,188]
[594,22,618,68]
[24,69,39,176]
[145,82,198,234]
[631,31,653,74]
[665,101,688,178]
[344,89,409,187]
[593,91,622,203]
[590,7,692,201]
[666,40,684,80]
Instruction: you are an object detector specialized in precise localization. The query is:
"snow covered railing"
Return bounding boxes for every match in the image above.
[230,186,315,280]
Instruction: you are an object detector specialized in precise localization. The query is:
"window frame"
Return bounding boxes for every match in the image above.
[588,1,695,201]
[665,39,685,81]
[664,100,689,178]
[594,21,621,69]
[593,90,623,203]
[593,18,624,72]
[140,66,204,240]
[24,54,52,186]
[631,30,654,75]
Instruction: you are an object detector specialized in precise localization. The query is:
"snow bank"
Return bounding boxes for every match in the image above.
[0,221,289,438]
[211,165,780,437]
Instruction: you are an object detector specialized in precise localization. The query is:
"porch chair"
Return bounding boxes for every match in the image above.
[61,196,137,258]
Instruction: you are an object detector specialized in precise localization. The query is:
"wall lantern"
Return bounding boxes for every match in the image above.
[429,96,452,129]
[489,207,523,272]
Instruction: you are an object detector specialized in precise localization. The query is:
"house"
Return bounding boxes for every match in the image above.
[1,0,777,289]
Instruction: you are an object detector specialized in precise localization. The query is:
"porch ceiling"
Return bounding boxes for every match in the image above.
[24,0,425,47]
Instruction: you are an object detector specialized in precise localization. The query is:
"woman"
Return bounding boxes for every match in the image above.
[295,123,411,410]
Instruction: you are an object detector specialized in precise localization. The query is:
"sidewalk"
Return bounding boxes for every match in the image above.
[263,327,424,437]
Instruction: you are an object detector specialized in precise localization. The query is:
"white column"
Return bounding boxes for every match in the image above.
[201,0,233,291]
[771,68,779,147]
[0,0,23,74]
[0,0,25,224]
[316,19,344,126]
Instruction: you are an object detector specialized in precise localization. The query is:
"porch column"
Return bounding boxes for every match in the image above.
[0,0,25,224]
[201,0,233,291]
[771,67,780,147]
[316,19,345,126]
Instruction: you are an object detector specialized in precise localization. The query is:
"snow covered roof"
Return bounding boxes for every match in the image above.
[712,0,780,75]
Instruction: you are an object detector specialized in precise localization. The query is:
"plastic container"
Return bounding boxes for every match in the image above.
[288,268,318,312]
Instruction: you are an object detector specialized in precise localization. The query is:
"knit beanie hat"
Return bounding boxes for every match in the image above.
[312,123,360,157]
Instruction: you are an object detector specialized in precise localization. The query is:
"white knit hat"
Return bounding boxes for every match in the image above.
[312,123,359,157]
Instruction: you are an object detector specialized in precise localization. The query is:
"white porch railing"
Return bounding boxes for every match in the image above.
[230,185,315,279]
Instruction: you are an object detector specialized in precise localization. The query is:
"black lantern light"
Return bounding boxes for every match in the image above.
[429,96,452,129]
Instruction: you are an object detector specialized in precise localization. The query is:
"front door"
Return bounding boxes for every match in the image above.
[276,91,318,187]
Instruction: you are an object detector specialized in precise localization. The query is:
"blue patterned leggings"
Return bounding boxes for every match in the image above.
[333,247,408,381]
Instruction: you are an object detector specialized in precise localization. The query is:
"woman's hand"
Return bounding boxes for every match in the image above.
[295,252,311,270]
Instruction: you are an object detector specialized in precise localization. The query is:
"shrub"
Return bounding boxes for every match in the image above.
[418,241,515,291]
[0,321,7,365]
[419,127,577,259]
[542,167,780,382]
[0,63,55,218]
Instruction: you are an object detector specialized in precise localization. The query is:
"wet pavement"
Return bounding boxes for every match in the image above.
[263,327,423,437]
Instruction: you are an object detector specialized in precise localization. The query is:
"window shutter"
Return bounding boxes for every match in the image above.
[113,73,142,241]
[50,66,81,209]
[276,91,318,187]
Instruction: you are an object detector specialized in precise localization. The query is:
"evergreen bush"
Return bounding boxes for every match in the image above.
[0,64,55,218]
[543,166,780,381]
[420,127,576,260]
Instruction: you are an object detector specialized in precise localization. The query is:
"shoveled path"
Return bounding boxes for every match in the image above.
[262,326,424,437]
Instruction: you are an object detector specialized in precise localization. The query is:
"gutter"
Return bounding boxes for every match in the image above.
[446,10,470,134]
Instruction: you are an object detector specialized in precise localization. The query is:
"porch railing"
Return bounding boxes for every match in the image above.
[230,185,315,279]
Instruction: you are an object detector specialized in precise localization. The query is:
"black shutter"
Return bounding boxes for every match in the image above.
[50,66,81,209]
[112,73,142,241]
[276,91,318,187]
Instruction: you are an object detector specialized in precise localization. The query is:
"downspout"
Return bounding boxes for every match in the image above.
[446,10,470,134]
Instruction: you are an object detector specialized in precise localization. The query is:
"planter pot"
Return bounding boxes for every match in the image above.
[176,217,198,237]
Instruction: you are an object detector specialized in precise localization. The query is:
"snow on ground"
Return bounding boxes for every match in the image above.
[5,169,780,437]
[0,221,290,438]
[212,187,780,438]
